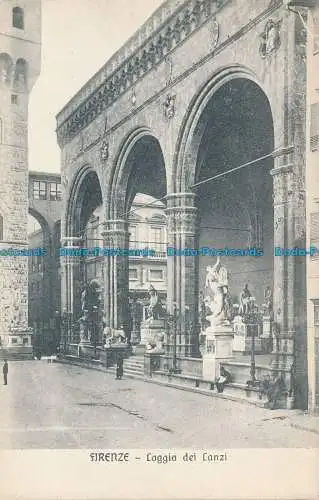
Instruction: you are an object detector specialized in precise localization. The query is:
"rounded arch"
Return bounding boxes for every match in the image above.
[108,127,167,220]
[28,207,51,237]
[174,64,275,192]
[0,53,13,84]
[66,164,103,238]
[14,58,28,87]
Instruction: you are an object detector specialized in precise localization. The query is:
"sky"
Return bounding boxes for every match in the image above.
[28,0,164,173]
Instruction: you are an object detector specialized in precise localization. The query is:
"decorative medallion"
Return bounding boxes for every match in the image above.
[163,93,176,119]
[100,139,109,161]
[210,19,219,50]
[259,19,282,58]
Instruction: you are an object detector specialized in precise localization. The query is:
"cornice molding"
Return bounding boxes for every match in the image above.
[56,0,230,146]
[56,0,283,147]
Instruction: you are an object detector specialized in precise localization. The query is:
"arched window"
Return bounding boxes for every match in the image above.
[0,214,3,240]
[14,58,28,88]
[12,7,24,30]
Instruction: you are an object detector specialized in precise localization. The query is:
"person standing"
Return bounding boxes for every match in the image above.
[3,359,8,385]
[116,356,124,380]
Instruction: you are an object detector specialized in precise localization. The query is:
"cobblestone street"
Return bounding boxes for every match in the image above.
[0,361,318,449]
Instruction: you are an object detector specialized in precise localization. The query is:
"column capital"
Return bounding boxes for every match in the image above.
[101,219,129,237]
[271,163,295,206]
[61,236,83,246]
[166,192,197,209]
[270,163,294,177]
[165,205,198,235]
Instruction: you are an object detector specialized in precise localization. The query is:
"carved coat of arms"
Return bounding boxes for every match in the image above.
[100,139,109,161]
[163,94,176,119]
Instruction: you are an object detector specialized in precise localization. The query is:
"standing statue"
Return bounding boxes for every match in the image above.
[264,286,273,316]
[204,257,231,326]
[239,284,252,316]
[147,285,163,320]
[79,280,102,344]
[205,256,228,298]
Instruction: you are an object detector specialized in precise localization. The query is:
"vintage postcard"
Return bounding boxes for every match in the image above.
[0,0,318,498]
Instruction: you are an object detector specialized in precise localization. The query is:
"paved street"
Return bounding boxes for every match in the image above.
[0,361,318,449]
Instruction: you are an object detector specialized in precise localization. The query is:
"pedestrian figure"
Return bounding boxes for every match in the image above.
[116,356,124,380]
[215,366,231,393]
[3,359,8,385]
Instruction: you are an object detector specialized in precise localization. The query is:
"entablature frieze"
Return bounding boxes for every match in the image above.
[57,0,285,147]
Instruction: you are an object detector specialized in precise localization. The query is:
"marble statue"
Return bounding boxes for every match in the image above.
[147,284,163,320]
[204,257,231,327]
[263,286,273,315]
[239,284,252,316]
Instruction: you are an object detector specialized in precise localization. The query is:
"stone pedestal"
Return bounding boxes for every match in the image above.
[0,328,33,360]
[260,315,273,353]
[202,324,234,381]
[232,315,263,354]
[140,319,165,352]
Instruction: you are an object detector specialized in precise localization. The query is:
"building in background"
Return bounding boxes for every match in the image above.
[28,174,167,352]
[28,171,62,354]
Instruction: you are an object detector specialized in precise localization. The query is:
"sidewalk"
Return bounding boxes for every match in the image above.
[262,409,319,435]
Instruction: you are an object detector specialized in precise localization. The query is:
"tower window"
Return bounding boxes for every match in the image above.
[12,7,24,30]
[11,94,18,105]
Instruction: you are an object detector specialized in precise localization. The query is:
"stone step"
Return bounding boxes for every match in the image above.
[151,370,266,407]
[220,360,280,385]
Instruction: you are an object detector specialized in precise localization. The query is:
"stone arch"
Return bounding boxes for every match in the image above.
[28,206,51,240]
[14,58,28,89]
[108,127,167,219]
[174,65,275,192]
[0,53,13,85]
[66,164,103,238]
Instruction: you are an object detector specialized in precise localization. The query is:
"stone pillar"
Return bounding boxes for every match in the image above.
[102,220,130,332]
[166,193,200,357]
[270,145,306,406]
[60,236,82,346]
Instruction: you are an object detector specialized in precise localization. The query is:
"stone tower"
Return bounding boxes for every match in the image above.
[0,1,41,358]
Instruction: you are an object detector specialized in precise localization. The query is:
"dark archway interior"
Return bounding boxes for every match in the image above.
[72,171,103,317]
[196,78,274,306]
[124,135,167,213]
[74,171,103,237]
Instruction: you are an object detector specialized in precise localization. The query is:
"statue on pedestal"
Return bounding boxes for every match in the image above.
[147,285,164,321]
[239,284,252,316]
[204,257,232,328]
[79,280,102,344]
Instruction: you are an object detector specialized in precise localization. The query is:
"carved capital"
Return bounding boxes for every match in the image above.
[166,206,198,234]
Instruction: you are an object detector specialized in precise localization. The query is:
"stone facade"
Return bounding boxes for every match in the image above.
[0,1,41,358]
[306,5,319,414]
[57,0,312,409]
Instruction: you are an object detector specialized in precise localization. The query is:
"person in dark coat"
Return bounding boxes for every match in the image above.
[116,356,124,380]
[216,366,231,393]
[3,360,8,385]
